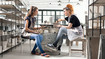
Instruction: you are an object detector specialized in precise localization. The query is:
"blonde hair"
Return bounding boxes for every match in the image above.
[24,6,38,20]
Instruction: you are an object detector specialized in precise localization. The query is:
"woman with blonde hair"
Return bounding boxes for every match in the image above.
[46,4,83,52]
[23,6,50,57]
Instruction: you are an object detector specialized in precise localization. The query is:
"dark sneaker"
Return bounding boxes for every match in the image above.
[57,50,61,55]
[45,44,57,51]
[31,51,40,55]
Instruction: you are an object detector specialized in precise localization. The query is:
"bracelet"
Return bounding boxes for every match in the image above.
[57,20,59,22]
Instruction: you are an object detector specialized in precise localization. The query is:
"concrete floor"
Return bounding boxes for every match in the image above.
[0,39,87,59]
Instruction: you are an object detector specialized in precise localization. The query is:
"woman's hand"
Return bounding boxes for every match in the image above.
[34,30,40,34]
[40,26,47,29]
[56,19,64,23]
[56,20,59,23]
[34,32,39,34]
[56,25,62,28]
[41,26,46,28]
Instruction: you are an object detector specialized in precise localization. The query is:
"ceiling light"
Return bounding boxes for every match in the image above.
[49,3,51,5]
[79,0,83,1]
[58,0,61,3]
[76,3,80,5]
[58,3,61,6]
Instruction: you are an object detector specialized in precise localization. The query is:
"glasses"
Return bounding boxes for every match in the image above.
[63,7,70,10]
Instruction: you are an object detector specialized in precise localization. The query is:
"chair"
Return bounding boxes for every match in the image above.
[19,27,35,53]
[20,35,34,53]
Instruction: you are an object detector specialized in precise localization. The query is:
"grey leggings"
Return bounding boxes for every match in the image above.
[53,27,68,48]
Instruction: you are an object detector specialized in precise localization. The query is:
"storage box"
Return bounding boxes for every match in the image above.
[3,41,7,50]
[7,38,12,47]
[12,38,16,46]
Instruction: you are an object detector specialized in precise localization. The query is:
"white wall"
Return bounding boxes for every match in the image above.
[23,0,88,24]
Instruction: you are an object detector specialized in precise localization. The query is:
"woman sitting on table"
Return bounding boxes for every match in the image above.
[46,4,83,52]
[24,6,50,57]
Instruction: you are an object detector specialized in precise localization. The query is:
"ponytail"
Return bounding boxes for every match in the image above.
[24,6,38,20]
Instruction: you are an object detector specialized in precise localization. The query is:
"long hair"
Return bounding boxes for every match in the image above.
[64,4,74,14]
[24,6,38,20]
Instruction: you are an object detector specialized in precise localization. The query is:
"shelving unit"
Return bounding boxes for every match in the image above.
[0,0,27,55]
[87,0,105,59]
[89,0,105,6]
[0,13,23,20]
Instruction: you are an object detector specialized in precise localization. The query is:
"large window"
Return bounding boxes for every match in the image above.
[35,9,66,27]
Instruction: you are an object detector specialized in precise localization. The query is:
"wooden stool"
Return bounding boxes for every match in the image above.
[69,37,86,57]
[66,40,78,46]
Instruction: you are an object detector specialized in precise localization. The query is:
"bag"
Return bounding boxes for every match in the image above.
[21,28,33,37]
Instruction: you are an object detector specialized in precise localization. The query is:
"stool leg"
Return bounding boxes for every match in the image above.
[76,41,78,46]
[66,39,69,46]
[71,41,73,46]
[82,40,84,55]
[82,40,86,57]
[29,40,31,52]
[20,38,23,53]
[84,40,86,57]
[69,41,72,56]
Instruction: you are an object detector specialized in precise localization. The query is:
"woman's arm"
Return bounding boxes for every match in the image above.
[33,27,41,30]
[56,19,65,23]
[57,23,72,29]
[25,20,39,34]
[33,26,46,30]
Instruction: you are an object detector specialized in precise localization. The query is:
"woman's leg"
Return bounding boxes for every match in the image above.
[30,34,45,53]
[31,44,37,53]
[53,27,67,47]
[46,27,67,51]
[57,34,68,50]
[30,34,37,53]
[38,34,43,42]
[32,34,43,52]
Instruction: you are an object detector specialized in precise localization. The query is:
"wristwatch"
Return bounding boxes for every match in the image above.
[57,20,59,22]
